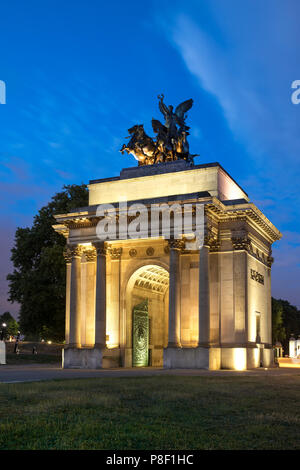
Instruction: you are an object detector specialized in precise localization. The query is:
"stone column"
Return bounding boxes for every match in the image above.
[266,251,274,347]
[94,242,107,349]
[63,248,72,345]
[167,239,184,348]
[83,248,97,346]
[108,247,122,348]
[69,245,83,348]
[198,243,210,346]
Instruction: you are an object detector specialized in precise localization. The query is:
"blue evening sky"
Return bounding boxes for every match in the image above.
[0,0,299,316]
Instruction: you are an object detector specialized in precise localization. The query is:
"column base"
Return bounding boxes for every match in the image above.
[220,346,274,370]
[66,343,81,348]
[163,347,220,369]
[123,348,132,367]
[62,347,121,369]
[163,346,275,370]
[62,347,103,369]
[197,342,210,348]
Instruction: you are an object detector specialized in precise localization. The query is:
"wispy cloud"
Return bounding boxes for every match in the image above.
[156,1,300,306]
[160,10,300,171]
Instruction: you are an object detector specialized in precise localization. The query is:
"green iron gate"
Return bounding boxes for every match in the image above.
[132,299,149,367]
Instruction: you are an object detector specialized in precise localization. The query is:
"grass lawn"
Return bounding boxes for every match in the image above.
[0,374,300,450]
[5,353,61,365]
[5,342,62,365]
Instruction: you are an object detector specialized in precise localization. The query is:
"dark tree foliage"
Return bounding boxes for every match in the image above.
[7,184,88,341]
[271,299,286,346]
[272,297,300,354]
[0,311,19,337]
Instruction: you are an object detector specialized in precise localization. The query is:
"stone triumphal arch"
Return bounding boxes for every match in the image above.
[54,160,281,370]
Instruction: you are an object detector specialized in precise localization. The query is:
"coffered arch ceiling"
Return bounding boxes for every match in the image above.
[132,265,169,294]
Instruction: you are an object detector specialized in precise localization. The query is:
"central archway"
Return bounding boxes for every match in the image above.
[124,264,169,367]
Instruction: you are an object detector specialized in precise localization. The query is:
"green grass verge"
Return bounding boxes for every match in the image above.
[0,375,300,450]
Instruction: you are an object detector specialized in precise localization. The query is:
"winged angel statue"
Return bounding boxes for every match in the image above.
[120,95,197,165]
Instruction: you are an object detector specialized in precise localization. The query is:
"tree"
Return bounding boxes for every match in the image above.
[271,299,286,345]
[0,311,19,338]
[272,297,300,354]
[7,184,88,341]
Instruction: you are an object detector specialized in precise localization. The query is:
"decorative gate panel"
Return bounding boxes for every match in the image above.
[132,299,149,367]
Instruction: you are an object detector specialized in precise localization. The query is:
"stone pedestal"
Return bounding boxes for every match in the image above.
[63,347,103,369]
[123,348,133,368]
[163,347,209,369]
[62,346,121,369]
[163,347,221,370]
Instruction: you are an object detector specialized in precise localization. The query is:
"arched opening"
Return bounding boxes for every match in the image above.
[124,264,169,367]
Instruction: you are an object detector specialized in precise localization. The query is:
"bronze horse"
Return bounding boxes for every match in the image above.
[120,124,156,165]
[120,96,196,165]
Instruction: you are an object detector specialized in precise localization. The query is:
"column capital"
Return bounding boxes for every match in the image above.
[66,245,83,260]
[93,241,108,256]
[107,247,122,260]
[266,247,274,267]
[168,239,185,251]
[63,247,72,264]
[84,248,97,263]
[231,229,252,252]
[203,228,220,251]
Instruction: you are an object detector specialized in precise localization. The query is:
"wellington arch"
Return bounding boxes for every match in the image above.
[53,96,282,371]
[53,160,282,371]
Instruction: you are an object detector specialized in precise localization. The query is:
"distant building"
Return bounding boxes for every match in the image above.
[289,336,300,358]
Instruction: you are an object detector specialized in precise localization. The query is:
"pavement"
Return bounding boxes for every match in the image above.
[0,363,300,383]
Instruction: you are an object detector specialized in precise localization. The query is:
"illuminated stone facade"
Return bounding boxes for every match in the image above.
[53,161,281,370]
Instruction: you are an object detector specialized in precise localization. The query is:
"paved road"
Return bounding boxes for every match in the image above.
[0,363,300,383]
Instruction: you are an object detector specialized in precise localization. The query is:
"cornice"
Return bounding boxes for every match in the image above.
[206,198,282,244]
[54,195,282,246]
